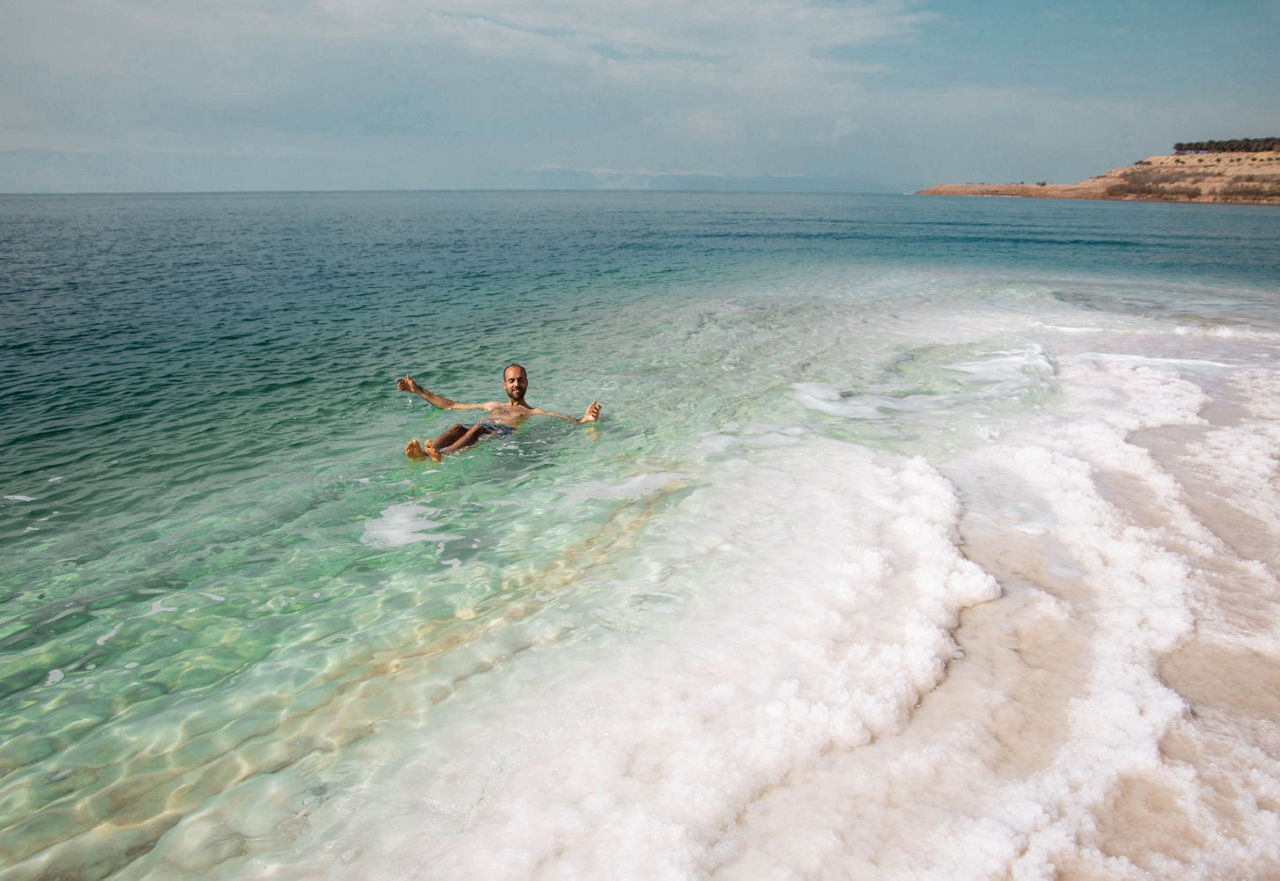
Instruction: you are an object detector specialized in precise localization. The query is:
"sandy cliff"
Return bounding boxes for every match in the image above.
[916,152,1280,204]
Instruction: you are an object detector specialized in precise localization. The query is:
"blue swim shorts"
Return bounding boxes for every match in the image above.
[475,421,515,438]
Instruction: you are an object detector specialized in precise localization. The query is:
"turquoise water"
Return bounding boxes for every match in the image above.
[3,192,1280,879]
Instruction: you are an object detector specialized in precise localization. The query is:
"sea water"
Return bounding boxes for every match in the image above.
[1,192,1279,880]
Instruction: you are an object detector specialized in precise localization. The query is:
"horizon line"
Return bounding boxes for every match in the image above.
[0,186,907,197]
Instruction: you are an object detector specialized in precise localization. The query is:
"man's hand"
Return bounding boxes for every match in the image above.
[580,401,601,423]
[396,374,460,410]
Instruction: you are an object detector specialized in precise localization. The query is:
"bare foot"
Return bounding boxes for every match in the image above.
[405,439,442,462]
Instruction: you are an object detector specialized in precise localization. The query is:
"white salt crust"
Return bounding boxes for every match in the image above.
[106,315,1280,881]
[202,438,1000,881]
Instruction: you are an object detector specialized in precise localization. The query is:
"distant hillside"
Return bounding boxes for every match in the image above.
[916,152,1280,204]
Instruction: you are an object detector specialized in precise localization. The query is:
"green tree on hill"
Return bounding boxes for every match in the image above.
[1174,138,1280,154]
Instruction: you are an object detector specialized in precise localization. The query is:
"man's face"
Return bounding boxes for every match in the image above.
[504,366,528,401]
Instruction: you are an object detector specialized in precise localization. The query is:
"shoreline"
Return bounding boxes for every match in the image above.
[917,151,1280,204]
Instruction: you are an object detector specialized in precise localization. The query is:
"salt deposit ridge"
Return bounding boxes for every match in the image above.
[120,296,1280,881]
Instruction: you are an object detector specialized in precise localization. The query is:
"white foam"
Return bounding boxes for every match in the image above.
[791,381,892,419]
[140,598,178,618]
[562,471,695,504]
[95,623,123,647]
[793,345,1056,422]
[360,504,457,548]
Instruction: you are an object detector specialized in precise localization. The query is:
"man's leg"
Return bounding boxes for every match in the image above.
[440,422,493,454]
[406,423,494,461]
[433,424,471,449]
[406,423,467,461]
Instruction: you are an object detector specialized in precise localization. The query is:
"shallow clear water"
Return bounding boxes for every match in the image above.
[2,192,1279,880]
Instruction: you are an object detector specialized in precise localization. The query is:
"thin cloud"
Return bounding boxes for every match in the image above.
[2,0,1275,192]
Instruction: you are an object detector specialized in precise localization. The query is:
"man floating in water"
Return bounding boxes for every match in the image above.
[397,363,601,461]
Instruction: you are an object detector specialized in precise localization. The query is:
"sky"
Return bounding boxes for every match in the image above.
[1,0,1277,193]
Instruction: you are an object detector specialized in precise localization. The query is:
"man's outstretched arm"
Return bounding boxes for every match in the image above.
[396,374,491,411]
[529,401,601,424]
